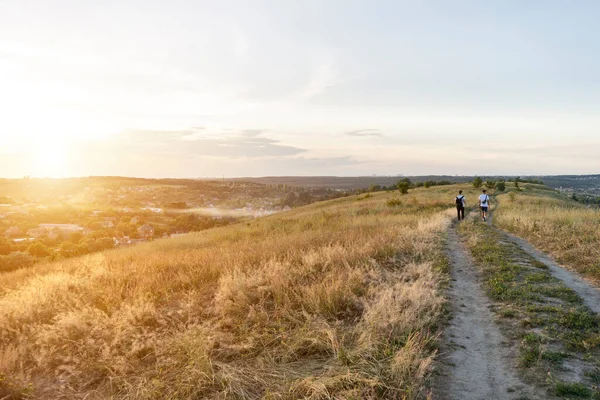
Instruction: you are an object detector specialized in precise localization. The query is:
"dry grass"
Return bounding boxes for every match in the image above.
[0,187,462,399]
[493,185,600,285]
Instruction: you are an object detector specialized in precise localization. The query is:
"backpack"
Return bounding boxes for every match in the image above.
[456,196,463,207]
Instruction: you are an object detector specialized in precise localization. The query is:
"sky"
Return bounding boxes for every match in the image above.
[1,0,600,178]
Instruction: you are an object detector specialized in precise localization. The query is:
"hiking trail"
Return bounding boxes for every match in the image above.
[434,223,541,400]
[435,207,600,399]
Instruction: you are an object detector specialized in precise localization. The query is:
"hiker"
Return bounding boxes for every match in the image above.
[479,189,490,221]
[455,190,466,220]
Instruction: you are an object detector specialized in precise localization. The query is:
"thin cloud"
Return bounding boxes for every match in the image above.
[345,129,383,137]
[298,58,340,100]
[241,129,266,137]
[116,129,306,158]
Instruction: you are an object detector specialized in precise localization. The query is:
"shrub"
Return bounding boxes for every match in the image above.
[0,251,34,273]
[396,178,411,195]
[472,177,483,188]
[386,198,403,207]
[27,242,50,257]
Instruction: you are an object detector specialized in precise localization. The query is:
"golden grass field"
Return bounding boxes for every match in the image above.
[494,185,600,286]
[0,186,479,399]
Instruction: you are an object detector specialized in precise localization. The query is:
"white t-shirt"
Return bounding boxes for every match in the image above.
[479,194,489,207]
[456,195,465,207]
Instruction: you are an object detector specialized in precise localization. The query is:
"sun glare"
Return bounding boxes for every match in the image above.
[32,139,72,178]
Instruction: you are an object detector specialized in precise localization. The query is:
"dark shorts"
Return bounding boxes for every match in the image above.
[480,206,488,212]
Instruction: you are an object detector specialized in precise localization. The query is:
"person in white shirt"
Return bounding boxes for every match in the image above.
[478,189,490,221]
[455,190,466,220]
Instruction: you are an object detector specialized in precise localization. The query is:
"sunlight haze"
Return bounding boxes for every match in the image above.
[1,0,599,178]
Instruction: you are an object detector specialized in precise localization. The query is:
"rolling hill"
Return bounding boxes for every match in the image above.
[0,186,470,399]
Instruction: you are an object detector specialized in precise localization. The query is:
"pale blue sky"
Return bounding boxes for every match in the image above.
[1,0,599,178]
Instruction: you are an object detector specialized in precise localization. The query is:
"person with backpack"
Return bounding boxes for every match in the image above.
[479,189,490,221]
[455,190,466,221]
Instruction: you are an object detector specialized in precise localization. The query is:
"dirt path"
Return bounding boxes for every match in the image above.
[499,231,600,314]
[434,224,541,400]
[486,207,600,314]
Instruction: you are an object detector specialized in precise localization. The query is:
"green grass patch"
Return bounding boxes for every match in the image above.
[531,259,549,269]
[525,272,553,283]
[520,344,541,367]
[499,307,518,318]
[553,381,592,397]
[542,350,568,365]
[534,286,582,304]
[584,368,600,384]
[552,309,599,331]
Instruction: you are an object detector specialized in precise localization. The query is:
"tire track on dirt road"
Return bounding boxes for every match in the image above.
[499,231,600,314]
[434,223,542,400]
[487,208,600,314]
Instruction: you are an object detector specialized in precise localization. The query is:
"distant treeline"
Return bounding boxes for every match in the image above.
[507,177,544,184]
[571,193,600,207]
[360,176,546,196]
[359,179,453,194]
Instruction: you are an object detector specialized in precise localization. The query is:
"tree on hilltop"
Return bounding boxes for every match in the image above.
[297,191,312,205]
[283,192,298,207]
[472,177,483,188]
[396,178,411,195]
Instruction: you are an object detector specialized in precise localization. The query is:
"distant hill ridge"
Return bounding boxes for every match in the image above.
[228,175,600,190]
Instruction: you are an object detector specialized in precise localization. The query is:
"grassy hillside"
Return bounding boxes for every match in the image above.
[494,184,600,285]
[0,186,475,399]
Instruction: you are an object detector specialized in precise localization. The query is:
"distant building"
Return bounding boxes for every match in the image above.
[5,226,22,237]
[13,237,34,243]
[39,224,84,233]
[113,237,130,247]
[137,224,155,239]
[27,228,48,238]
[100,221,114,228]
[141,207,163,213]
